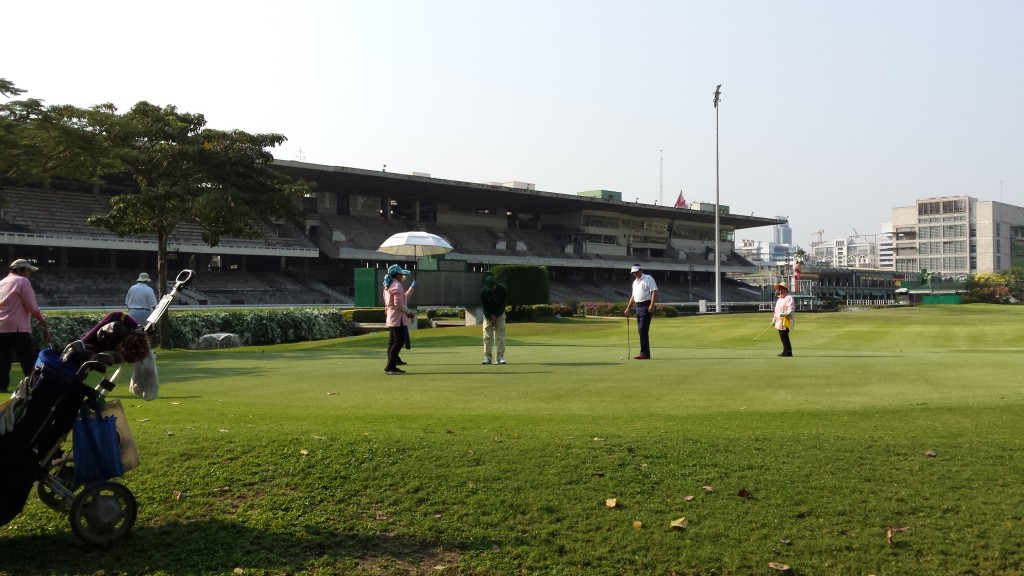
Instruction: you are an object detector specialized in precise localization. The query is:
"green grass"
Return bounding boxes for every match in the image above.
[3,306,1024,575]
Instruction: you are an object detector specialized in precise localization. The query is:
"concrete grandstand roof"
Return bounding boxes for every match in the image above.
[271,160,783,231]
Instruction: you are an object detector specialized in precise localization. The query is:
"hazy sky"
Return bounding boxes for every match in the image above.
[6,1,1022,245]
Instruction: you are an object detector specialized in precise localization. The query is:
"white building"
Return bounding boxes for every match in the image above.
[892,196,1024,278]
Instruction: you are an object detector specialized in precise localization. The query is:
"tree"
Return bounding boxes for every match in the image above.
[1,78,120,184]
[965,272,1008,303]
[87,101,311,318]
[1002,267,1024,302]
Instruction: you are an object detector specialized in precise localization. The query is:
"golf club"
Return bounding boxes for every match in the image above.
[622,314,631,359]
[754,323,774,341]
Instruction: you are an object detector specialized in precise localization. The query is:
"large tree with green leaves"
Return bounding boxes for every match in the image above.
[1,78,121,184]
[87,101,309,297]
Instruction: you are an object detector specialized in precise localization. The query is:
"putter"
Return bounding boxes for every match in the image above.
[754,323,773,341]
[625,314,631,359]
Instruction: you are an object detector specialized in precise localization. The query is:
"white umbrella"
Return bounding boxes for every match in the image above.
[377,231,454,258]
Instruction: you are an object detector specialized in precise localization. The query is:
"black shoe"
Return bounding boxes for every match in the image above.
[778,352,793,357]
[384,368,405,375]
[396,360,408,366]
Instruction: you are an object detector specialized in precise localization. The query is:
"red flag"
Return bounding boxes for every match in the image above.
[674,191,687,208]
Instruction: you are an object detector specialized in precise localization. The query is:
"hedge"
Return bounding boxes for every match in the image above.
[33,308,352,350]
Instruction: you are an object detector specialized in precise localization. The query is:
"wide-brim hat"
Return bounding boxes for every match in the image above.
[9,259,38,272]
[136,272,152,283]
[773,281,789,291]
[387,264,411,276]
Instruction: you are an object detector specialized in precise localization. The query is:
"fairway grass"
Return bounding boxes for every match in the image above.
[2,306,1024,575]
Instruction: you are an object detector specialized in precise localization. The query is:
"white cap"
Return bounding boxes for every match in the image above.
[630,265,641,273]
[9,259,39,272]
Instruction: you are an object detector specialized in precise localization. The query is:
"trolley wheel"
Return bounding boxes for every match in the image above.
[69,482,137,546]
[37,464,78,512]
[37,480,68,512]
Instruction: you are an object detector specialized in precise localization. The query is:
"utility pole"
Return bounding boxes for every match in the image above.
[713,84,722,313]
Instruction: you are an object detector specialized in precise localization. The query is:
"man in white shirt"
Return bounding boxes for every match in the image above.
[623,264,657,359]
[125,272,158,325]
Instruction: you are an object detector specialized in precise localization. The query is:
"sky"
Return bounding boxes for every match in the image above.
[5,1,1023,246]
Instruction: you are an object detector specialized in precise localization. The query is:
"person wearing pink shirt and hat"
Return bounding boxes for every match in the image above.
[0,259,50,393]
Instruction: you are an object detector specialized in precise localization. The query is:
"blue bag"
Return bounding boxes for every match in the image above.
[72,411,124,484]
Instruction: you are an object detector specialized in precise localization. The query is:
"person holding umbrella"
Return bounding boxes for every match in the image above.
[383,264,416,375]
[480,274,508,365]
[771,280,795,357]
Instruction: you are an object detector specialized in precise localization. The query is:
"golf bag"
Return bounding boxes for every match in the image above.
[0,269,194,545]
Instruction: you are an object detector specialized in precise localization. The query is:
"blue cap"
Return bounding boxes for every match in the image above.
[387,264,411,275]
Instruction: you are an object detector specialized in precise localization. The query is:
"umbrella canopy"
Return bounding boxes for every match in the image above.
[377,231,454,257]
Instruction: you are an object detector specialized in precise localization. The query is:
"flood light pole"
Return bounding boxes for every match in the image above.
[713,84,722,313]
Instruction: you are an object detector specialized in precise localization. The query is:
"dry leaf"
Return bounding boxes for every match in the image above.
[173,490,187,501]
[631,520,643,530]
[925,450,937,457]
[738,489,751,498]
[605,498,618,508]
[703,485,715,492]
[233,569,244,575]
[886,526,908,544]
[300,449,309,456]
[326,392,338,395]
[683,495,695,501]
[164,430,174,436]
[768,562,790,571]
[670,517,688,530]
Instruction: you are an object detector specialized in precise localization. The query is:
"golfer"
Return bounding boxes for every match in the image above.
[382,264,415,375]
[623,264,657,360]
[771,280,795,357]
[480,275,507,365]
[0,259,50,393]
[125,272,158,324]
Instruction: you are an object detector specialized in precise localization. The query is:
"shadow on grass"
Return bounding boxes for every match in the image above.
[0,518,498,574]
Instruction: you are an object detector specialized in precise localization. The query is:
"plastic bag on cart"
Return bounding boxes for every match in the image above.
[72,411,124,484]
[129,348,159,401]
[102,399,140,472]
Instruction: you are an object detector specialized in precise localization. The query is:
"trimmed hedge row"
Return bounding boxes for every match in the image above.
[34,308,352,350]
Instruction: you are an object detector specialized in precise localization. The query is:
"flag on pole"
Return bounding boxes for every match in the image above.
[674,191,687,208]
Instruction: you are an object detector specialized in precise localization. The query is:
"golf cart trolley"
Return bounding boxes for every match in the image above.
[0,269,194,546]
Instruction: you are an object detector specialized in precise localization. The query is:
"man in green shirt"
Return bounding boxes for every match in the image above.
[480,275,508,365]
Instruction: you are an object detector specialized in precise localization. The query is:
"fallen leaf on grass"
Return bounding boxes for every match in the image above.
[738,489,751,498]
[632,520,642,530]
[605,498,618,508]
[137,418,150,422]
[300,449,309,456]
[670,517,688,530]
[173,490,187,501]
[925,450,937,457]
[703,485,715,493]
[768,562,790,572]
[683,495,695,501]
[326,392,337,395]
[887,526,908,544]
[233,568,244,575]
[170,402,181,405]
[164,430,174,436]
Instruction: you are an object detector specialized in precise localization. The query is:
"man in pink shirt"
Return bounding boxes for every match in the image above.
[0,259,50,393]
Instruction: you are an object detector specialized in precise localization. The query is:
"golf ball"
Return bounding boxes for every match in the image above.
[619,356,624,359]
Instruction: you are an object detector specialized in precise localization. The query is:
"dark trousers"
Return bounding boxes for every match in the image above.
[0,332,35,391]
[778,329,792,355]
[386,326,405,370]
[636,301,652,356]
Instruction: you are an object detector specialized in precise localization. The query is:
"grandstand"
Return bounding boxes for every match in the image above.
[1,161,782,308]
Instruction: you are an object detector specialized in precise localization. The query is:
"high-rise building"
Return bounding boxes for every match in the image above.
[773,218,792,246]
[891,196,1024,278]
